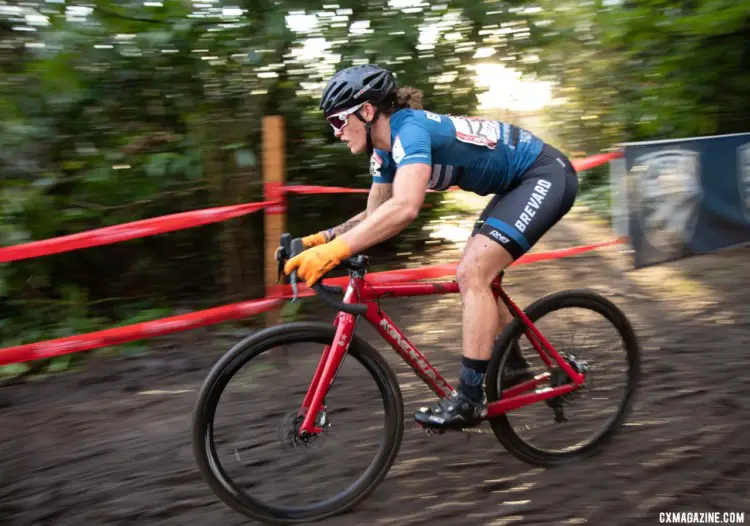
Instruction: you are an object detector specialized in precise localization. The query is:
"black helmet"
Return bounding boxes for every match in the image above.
[319,64,397,115]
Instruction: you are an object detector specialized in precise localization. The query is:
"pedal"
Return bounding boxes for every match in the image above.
[420,426,446,436]
[418,423,492,436]
[414,421,445,435]
[459,426,493,435]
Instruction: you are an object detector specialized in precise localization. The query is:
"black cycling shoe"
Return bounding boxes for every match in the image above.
[501,366,535,390]
[414,390,487,430]
[501,340,534,390]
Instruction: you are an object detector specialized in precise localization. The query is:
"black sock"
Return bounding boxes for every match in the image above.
[458,357,489,403]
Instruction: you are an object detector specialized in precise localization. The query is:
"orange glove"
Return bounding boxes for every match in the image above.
[301,229,335,248]
[274,229,334,262]
[284,237,352,288]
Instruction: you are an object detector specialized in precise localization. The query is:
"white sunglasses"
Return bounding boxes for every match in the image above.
[326,101,367,132]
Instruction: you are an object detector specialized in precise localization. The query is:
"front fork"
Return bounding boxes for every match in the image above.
[296,290,360,437]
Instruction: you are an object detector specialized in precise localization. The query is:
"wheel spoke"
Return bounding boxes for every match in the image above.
[486,290,640,466]
[192,323,404,523]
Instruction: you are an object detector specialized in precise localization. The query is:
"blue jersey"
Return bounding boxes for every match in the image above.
[370,109,545,195]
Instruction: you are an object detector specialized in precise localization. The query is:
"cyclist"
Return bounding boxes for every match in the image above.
[283,64,578,430]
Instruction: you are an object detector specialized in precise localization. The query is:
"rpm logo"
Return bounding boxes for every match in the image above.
[488,229,510,244]
[738,143,750,222]
[630,149,702,253]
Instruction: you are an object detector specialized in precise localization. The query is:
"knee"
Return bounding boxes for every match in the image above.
[456,258,485,293]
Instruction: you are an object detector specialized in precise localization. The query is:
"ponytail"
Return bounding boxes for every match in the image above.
[393,87,424,110]
[376,86,425,114]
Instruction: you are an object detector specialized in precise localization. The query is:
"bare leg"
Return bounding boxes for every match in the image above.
[414,233,516,429]
[457,235,515,360]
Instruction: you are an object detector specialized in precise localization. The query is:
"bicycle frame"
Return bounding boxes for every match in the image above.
[296,274,586,436]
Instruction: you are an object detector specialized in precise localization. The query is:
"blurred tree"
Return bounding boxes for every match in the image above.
[0,0,537,352]
[516,0,750,153]
[4,0,745,359]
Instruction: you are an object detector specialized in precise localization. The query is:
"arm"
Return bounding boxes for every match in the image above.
[339,163,431,254]
[328,182,394,237]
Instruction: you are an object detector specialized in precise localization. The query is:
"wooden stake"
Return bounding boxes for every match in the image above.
[263,116,286,329]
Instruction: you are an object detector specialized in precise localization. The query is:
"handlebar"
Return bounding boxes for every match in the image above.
[279,233,368,316]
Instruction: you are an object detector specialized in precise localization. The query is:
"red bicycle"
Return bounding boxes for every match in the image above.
[192,233,640,525]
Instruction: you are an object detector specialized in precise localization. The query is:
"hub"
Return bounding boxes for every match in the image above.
[279,409,330,450]
[547,354,589,422]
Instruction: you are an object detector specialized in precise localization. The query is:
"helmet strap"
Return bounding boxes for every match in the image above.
[355,108,381,157]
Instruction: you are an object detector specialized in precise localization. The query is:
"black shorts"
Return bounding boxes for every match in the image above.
[471,144,579,259]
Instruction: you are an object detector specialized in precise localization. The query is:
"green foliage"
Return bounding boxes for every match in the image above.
[0,0,520,372]
[516,0,750,155]
[2,0,747,375]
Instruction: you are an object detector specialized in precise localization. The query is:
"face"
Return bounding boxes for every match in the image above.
[327,102,377,155]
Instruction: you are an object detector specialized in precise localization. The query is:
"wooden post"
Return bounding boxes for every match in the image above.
[263,116,286,328]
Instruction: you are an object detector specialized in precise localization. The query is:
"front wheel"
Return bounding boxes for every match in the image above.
[191,322,404,524]
[486,289,640,467]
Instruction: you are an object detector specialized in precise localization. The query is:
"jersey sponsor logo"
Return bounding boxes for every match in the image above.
[392,136,405,164]
[515,179,552,233]
[448,115,500,149]
[425,111,441,123]
[488,229,510,244]
[370,151,383,177]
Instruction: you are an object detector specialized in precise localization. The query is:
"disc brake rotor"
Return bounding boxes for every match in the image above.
[278,410,329,452]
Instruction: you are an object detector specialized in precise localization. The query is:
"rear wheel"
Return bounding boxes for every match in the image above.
[192,322,405,524]
[486,289,640,466]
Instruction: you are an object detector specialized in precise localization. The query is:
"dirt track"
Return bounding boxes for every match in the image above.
[1,207,749,525]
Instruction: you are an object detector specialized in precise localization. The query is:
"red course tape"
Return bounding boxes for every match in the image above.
[0,151,620,263]
[274,237,629,294]
[0,238,628,366]
[0,201,276,263]
[571,151,623,172]
[284,185,370,194]
[0,150,625,366]
[0,298,284,366]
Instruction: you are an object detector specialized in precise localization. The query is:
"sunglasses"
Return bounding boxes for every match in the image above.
[326,101,366,132]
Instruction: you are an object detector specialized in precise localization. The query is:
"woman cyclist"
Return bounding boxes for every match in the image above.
[284,64,578,430]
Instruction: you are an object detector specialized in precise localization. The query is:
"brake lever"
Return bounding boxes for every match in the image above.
[275,251,284,284]
[289,238,304,302]
[276,233,300,301]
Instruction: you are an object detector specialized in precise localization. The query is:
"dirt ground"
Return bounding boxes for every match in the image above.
[1,204,749,526]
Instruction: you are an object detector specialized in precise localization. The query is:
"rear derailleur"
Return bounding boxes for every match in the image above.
[547,354,588,423]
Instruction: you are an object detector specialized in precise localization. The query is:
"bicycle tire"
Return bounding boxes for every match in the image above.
[485,289,640,467]
[191,322,405,524]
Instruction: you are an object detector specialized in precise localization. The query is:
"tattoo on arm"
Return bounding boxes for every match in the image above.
[331,210,366,237]
[330,184,393,237]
